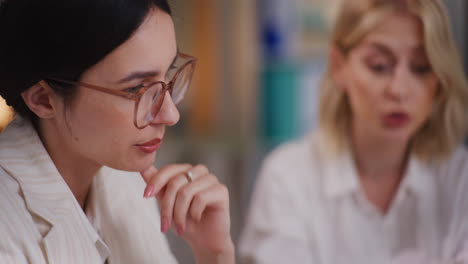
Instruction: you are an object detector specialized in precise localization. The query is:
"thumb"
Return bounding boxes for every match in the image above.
[140,165,158,184]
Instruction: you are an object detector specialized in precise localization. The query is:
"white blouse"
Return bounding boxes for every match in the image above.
[0,117,178,264]
[239,133,468,264]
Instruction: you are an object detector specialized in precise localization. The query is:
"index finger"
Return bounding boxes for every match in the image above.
[141,164,192,196]
[140,165,159,184]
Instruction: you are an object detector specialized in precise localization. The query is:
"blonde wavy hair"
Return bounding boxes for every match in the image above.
[319,0,468,161]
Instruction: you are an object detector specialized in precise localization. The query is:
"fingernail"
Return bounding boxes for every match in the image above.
[161,217,169,233]
[176,224,184,236]
[144,185,155,198]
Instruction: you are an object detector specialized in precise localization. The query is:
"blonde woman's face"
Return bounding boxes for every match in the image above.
[337,12,439,143]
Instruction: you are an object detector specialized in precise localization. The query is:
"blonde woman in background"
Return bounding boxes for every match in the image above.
[240,0,468,263]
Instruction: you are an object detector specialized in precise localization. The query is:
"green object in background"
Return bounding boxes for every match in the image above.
[260,62,299,148]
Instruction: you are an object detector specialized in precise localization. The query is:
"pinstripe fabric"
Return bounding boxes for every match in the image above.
[0,117,178,264]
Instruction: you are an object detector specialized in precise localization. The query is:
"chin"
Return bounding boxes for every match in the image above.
[130,156,157,172]
[106,153,157,172]
[379,126,413,144]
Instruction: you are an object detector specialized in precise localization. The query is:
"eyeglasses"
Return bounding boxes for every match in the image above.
[45,53,197,129]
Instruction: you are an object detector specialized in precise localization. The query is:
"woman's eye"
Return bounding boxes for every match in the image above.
[364,55,393,75]
[368,63,391,74]
[411,64,432,75]
[123,84,144,93]
[165,65,178,82]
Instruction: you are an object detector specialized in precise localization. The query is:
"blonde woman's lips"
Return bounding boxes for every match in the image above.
[382,112,410,128]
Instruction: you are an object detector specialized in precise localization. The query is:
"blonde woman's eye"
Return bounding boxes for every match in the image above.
[411,64,432,75]
[368,63,391,74]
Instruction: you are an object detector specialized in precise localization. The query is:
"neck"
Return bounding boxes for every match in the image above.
[38,120,100,209]
[350,123,410,213]
[351,126,409,179]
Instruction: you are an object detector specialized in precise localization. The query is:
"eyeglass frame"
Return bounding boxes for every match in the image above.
[42,52,197,129]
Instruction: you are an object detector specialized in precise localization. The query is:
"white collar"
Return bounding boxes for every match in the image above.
[318,137,433,200]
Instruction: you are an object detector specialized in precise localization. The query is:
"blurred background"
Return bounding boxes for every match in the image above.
[0,0,466,263]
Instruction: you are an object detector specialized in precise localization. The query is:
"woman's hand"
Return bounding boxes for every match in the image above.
[140,164,235,264]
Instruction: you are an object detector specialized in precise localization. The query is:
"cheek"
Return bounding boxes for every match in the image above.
[413,73,438,100]
[63,93,137,159]
[87,90,134,122]
[344,66,382,115]
[413,80,438,119]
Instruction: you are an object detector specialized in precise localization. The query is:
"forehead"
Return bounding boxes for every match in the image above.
[360,12,424,54]
[82,8,177,84]
[113,8,176,62]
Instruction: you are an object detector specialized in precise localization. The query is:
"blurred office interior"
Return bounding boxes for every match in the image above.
[0,0,466,263]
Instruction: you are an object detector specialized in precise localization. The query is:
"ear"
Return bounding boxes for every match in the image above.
[329,45,347,90]
[21,80,59,119]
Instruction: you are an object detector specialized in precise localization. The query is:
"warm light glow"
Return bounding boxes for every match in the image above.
[0,97,14,131]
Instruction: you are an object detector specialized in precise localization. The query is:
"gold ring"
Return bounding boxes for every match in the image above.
[184,171,194,183]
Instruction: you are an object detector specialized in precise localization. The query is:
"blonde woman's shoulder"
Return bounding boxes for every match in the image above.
[433,145,468,258]
[436,145,468,184]
[258,132,328,193]
[262,132,322,173]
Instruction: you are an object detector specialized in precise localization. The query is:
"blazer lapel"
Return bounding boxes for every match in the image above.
[0,117,105,264]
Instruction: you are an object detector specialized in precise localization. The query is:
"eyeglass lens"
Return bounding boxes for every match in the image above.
[136,62,195,127]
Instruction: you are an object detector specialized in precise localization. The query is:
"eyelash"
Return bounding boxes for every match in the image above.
[411,64,432,75]
[124,65,178,93]
[366,62,432,76]
[164,65,179,80]
[123,84,145,93]
[367,61,392,75]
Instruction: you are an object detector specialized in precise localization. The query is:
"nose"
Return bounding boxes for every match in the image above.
[150,91,180,126]
[385,65,411,102]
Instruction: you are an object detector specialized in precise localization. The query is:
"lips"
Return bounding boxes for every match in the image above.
[135,138,162,153]
[383,112,410,128]
[137,138,162,146]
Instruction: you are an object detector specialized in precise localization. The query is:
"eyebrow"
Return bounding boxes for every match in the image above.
[365,42,427,59]
[117,52,179,84]
[366,42,394,57]
[117,70,161,84]
[412,46,428,58]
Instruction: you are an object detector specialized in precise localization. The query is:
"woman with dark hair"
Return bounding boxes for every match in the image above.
[0,0,234,263]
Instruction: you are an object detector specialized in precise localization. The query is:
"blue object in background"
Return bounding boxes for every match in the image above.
[258,0,301,149]
[260,62,299,148]
[258,0,328,149]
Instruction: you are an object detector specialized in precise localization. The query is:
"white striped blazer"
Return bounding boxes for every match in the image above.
[0,117,178,264]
